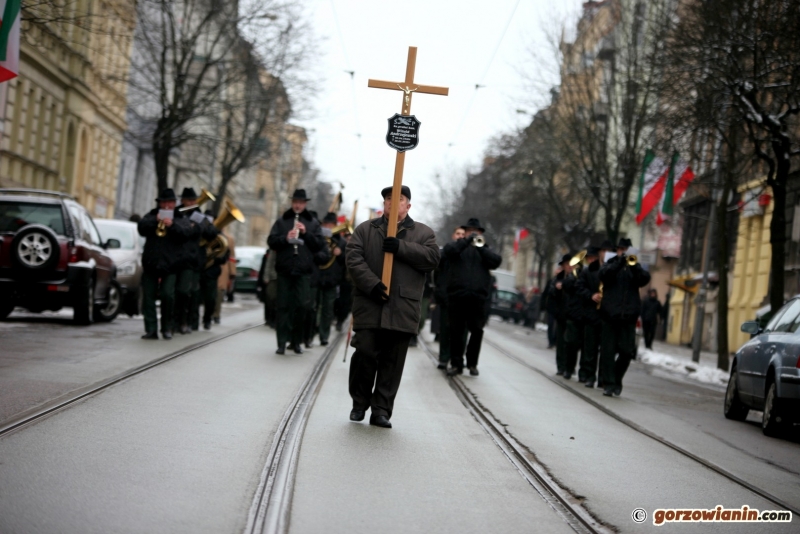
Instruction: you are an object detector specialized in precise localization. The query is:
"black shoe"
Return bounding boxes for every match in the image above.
[584,380,595,388]
[437,362,447,370]
[321,340,329,346]
[447,367,463,376]
[603,387,614,397]
[335,322,343,332]
[409,336,418,347]
[613,386,622,396]
[162,331,173,340]
[468,367,479,376]
[276,346,286,355]
[563,373,572,380]
[203,321,211,330]
[141,332,158,340]
[191,325,199,331]
[369,414,392,428]
[213,317,220,324]
[292,344,303,354]
[350,409,365,422]
[555,371,564,376]
[179,324,190,335]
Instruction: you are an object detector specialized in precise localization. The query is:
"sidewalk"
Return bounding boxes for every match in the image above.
[638,338,731,390]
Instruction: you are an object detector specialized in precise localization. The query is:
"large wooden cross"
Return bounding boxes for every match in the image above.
[368,46,449,294]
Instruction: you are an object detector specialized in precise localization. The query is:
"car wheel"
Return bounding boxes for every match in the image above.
[762,380,786,437]
[11,224,60,276]
[723,367,749,421]
[96,280,121,322]
[73,281,94,325]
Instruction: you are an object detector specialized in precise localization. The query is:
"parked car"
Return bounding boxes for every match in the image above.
[94,219,144,316]
[0,189,121,324]
[724,297,800,436]
[489,289,524,323]
[234,246,266,293]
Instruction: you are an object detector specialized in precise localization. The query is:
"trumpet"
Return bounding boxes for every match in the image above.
[178,187,216,212]
[156,220,167,237]
[626,254,638,266]
[470,233,485,247]
[596,282,603,309]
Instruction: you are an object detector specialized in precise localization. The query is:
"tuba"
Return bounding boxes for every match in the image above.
[320,220,355,270]
[568,249,587,276]
[202,199,244,269]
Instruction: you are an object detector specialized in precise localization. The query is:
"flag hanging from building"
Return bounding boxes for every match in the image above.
[635,149,670,225]
[0,0,21,83]
[656,153,695,226]
[513,227,529,256]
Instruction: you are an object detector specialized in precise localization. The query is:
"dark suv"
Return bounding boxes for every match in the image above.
[0,189,121,324]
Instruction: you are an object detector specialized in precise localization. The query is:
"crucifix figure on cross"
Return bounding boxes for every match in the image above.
[368,46,449,295]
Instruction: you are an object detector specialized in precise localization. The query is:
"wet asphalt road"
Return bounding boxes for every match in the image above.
[0,310,798,533]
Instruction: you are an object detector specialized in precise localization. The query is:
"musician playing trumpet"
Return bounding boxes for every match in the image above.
[598,237,651,397]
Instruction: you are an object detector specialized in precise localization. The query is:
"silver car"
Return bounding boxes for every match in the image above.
[94,219,144,316]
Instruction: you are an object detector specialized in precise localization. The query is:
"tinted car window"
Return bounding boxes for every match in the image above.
[81,211,102,245]
[0,201,65,235]
[95,222,136,249]
[769,299,800,333]
[66,204,85,241]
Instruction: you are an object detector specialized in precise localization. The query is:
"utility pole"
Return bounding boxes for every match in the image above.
[691,131,723,362]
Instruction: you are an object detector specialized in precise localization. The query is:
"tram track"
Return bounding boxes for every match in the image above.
[244,331,344,534]
[0,322,266,438]
[481,334,800,518]
[417,337,612,534]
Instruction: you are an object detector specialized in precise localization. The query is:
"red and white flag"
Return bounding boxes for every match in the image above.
[656,159,695,225]
[0,0,21,83]
[635,150,670,225]
[513,227,529,255]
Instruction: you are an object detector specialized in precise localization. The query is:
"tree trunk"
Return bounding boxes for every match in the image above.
[768,155,789,315]
[716,178,732,371]
[153,133,172,193]
[213,170,234,219]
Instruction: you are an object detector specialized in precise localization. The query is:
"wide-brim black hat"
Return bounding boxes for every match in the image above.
[586,246,600,257]
[156,188,177,202]
[180,187,199,200]
[290,189,311,201]
[599,239,615,250]
[460,217,485,232]
[559,253,572,265]
[618,237,633,248]
[322,212,338,224]
[381,185,411,200]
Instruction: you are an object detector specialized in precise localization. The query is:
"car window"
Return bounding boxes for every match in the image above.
[495,291,517,302]
[0,201,66,235]
[82,211,102,245]
[95,222,135,249]
[766,299,800,333]
[66,203,85,241]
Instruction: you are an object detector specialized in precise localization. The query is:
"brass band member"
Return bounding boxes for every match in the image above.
[317,212,346,346]
[575,246,602,387]
[346,185,439,428]
[599,238,651,397]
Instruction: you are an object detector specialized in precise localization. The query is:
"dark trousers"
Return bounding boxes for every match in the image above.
[418,296,430,333]
[448,296,487,369]
[303,287,319,344]
[141,271,176,334]
[599,319,637,389]
[547,312,557,347]
[349,328,412,418]
[175,268,200,328]
[579,322,602,383]
[438,304,468,365]
[643,320,657,349]
[334,281,353,326]
[276,274,311,348]
[264,281,277,327]
[556,318,582,375]
[200,274,217,324]
[316,286,337,343]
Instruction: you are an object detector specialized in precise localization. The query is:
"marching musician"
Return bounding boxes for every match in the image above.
[562,253,585,381]
[546,254,573,377]
[267,189,327,355]
[444,218,502,377]
[598,238,651,397]
[433,226,466,369]
[316,212,346,346]
[172,188,209,334]
[137,188,194,340]
[200,209,226,330]
[575,246,602,387]
[346,185,439,428]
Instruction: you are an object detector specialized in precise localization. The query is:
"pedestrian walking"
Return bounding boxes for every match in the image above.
[576,246,602,387]
[172,188,209,334]
[541,273,560,349]
[346,185,439,428]
[599,238,651,397]
[547,255,572,376]
[137,188,194,340]
[333,230,354,332]
[444,218,502,377]
[561,254,585,380]
[641,288,663,350]
[316,212,346,346]
[434,227,466,369]
[267,189,327,354]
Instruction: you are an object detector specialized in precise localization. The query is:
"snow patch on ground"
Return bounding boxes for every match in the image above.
[639,348,729,387]
[534,323,548,332]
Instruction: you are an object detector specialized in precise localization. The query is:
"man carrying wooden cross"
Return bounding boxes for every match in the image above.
[345,185,439,428]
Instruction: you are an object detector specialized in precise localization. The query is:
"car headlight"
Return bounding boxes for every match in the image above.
[118,261,137,276]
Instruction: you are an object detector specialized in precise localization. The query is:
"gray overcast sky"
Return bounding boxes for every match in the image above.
[295,0,581,223]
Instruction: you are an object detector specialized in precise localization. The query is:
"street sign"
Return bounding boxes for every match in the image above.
[385,113,421,152]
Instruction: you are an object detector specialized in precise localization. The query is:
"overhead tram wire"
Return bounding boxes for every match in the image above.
[447,0,522,149]
[329,0,367,179]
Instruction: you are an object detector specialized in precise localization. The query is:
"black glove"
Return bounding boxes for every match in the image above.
[370,282,390,303]
[382,237,400,254]
[466,233,475,244]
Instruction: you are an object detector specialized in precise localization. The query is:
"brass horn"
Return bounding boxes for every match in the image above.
[626,254,638,266]
[569,249,587,268]
[202,199,245,269]
[179,187,216,212]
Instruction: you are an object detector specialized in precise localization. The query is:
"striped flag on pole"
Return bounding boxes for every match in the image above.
[513,227,529,256]
[656,153,695,226]
[635,149,669,225]
[0,0,21,83]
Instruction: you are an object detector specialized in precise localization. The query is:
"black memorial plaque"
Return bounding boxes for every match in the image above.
[385,114,421,152]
